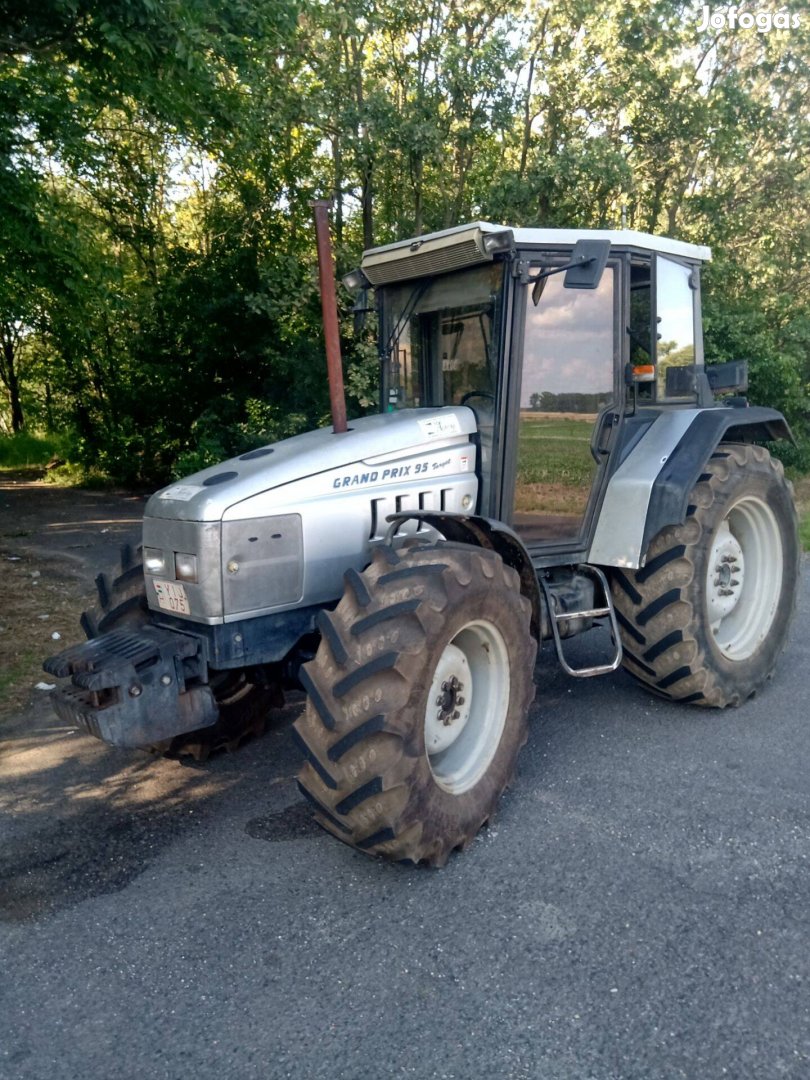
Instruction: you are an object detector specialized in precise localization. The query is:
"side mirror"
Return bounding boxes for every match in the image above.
[563,239,611,289]
[531,239,611,305]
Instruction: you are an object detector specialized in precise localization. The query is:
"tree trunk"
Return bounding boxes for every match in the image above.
[1,333,25,433]
[412,155,424,235]
[332,136,344,249]
[361,154,374,250]
[519,37,543,182]
[646,176,666,234]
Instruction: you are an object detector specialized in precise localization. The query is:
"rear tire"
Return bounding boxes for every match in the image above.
[611,443,799,707]
[83,544,283,758]
[293,542,537,866]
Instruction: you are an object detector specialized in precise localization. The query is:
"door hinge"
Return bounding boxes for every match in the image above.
[512,258,532,284]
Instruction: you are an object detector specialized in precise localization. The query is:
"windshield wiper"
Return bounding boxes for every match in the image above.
[383,279,432,360]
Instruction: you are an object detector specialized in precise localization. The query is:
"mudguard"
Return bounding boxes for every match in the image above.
[589,405,792,569]
[382,511,543,642]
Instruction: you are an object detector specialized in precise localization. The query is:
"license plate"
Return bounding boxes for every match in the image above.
[153,580,191,615]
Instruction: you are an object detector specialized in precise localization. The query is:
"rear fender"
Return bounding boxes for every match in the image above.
[589,406,792,569]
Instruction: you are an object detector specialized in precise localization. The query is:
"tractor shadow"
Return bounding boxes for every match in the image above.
[0,693,311,924]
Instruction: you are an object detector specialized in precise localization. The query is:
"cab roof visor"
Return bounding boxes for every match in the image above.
[361,224,514,286]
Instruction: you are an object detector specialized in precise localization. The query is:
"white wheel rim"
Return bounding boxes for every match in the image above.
[424,620,511,795]
[706,495,783,661]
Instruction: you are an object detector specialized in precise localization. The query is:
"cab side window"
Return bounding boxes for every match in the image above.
[629,258,654,400]
[656,257,696,400]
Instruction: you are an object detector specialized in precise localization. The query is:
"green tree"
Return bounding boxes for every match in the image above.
[1,0,808,478]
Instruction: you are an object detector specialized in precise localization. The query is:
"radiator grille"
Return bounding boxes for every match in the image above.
[369,490,444,540]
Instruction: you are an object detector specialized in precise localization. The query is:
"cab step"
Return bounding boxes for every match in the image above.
[539,565,623,678]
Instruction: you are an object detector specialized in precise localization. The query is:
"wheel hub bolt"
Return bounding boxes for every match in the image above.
[436,675,465,725]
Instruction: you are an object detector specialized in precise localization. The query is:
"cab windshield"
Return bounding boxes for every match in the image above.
[380,263,504,411]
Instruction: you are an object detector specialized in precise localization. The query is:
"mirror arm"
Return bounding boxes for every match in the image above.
[529,256,594,286]
[530,257,595,305]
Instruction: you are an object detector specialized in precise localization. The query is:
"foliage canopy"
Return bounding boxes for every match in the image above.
[1,0,809,480]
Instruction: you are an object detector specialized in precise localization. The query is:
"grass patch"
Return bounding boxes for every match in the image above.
[793,477,810,552]
[516,414,595,487]
[0,649,42,701]
[43,461,116,489]
[515,413,596,514]
[514,418,810,546]
[0,432,68,470]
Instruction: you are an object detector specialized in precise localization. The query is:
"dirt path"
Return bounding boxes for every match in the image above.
[0,474,306,929]
[0,475,145,722]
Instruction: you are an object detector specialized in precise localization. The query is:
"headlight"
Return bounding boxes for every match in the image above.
[174,552,198,583]
[144,547,167,576]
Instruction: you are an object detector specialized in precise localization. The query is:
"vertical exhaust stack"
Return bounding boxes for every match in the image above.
[312,199,348,435]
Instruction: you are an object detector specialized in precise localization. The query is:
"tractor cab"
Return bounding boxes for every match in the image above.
[361,223,711,562]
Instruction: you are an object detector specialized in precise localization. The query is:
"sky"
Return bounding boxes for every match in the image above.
[521,269,615,404]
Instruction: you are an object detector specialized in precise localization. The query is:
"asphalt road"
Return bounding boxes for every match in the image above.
[0,494,807,1079]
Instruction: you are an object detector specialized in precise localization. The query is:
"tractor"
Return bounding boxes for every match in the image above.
[45,211,800,866]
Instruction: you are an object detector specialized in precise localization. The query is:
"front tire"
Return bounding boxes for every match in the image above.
[293,543,537,866]
[611,443,799,707]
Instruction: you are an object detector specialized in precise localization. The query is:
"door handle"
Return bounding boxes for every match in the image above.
[594,412,619,456]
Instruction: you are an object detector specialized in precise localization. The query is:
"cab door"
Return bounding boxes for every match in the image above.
[503,255,623,550]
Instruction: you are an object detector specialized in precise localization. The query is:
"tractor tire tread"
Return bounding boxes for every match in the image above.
[611,443,799,707]
[293,544,536,866]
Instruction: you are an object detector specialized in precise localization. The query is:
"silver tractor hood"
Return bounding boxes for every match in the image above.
[146,407,476,523]
[142,407,479,624]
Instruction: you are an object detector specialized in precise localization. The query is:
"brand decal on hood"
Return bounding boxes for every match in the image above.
[331,453,471,491]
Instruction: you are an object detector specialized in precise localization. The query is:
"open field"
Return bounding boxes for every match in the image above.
[519,410,600,423]
[516,417,810,546]
[515,413,595,516]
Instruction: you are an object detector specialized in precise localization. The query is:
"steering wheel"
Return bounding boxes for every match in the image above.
[459,390,496,407]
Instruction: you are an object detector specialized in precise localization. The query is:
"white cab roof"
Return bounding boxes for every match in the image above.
[508,225,711,262]
[365,221,711,263]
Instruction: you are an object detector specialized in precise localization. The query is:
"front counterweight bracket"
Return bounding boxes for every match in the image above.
[44,626,217,748]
